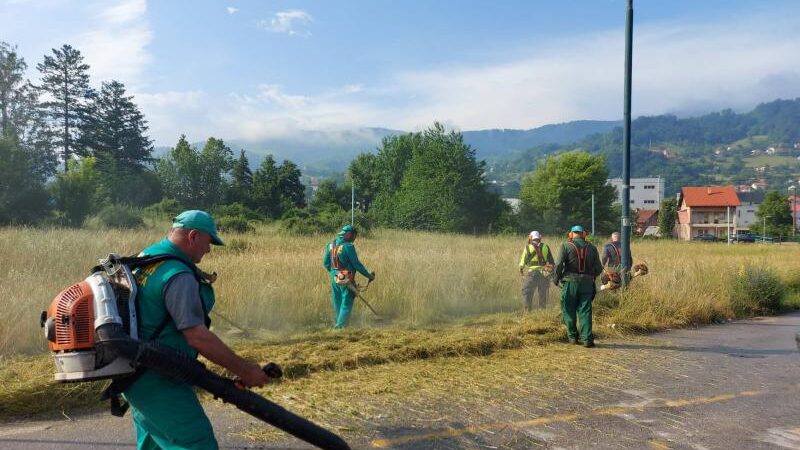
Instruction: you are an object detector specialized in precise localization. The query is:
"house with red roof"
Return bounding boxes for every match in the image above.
[634,208,659,234]
[676,186,740,240]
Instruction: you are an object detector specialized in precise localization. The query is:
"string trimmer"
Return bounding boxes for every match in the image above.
[347,276,386,322]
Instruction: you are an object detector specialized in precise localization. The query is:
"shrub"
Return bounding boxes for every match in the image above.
[217,215,255,233]
[220,238,251,253]
[84,204,145,229]
[143,198,182,221]
[728,266,785,317]
[280,207,372,236]
[280,210,330,235]
[214,203,264,221]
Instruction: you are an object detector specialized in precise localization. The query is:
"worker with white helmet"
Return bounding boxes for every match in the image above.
[518,230,554,312]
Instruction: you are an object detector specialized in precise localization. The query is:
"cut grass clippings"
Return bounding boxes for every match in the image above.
[0,310,607,420]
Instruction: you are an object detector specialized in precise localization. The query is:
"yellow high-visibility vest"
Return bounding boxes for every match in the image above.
[519,243,551,273]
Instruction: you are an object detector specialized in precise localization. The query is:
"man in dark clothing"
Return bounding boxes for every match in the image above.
[601,232,632,286]
[601,232,622,268]
[553,225,603,347]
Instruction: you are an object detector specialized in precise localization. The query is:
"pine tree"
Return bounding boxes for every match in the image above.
[36,44,93,172]
[82,80,152,168]
[251,154,280,218]
[227,149,253,205]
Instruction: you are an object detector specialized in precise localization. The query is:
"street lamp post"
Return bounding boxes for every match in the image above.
[762,215,772,243]
[790,185,797,237]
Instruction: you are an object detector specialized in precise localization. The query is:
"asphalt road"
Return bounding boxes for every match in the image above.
[2,312,799,450]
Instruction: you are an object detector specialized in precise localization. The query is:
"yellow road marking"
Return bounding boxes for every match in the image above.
[370,389,766,448]
[648,439,671,450]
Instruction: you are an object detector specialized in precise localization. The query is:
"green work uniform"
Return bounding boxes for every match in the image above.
[322,237,372,329]
[553,237,603,344]
[519,242,554,310]
[122,239,217,450]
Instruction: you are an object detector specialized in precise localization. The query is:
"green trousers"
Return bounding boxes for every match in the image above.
[123,371,218,450]
[559,277,596,343]
[331,280,355,329]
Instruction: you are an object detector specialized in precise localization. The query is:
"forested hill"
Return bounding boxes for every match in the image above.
[490,98,800,197]
[462,120,619,157]
[156,120,619,175]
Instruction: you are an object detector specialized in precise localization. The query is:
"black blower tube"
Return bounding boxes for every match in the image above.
[96,325,351,450]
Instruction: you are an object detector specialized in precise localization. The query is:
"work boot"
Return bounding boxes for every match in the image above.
[568,338,579,345]
[583,341,595,348]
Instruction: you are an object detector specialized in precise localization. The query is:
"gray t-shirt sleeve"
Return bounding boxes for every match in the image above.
[163,272,206,330]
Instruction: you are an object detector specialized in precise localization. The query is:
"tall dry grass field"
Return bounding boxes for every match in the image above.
[1,224,798,358]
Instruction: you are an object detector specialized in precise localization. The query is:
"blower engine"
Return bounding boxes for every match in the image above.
[40,254,351,450]
[41,254,139,382]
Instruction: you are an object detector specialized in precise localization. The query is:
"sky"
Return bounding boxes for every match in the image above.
[2,0,800,146]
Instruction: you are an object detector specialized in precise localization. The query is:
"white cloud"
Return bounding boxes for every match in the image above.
[258,10,313,36]
[384,13,800,131]
[77,0,152,87]
[140,9,800,146]
[226,6,238,15]
[135,90,209,144]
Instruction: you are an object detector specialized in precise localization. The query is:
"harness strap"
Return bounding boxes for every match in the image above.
[331,242,342,270]
[567,242,587,274]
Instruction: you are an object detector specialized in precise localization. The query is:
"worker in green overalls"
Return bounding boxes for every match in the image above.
[323,225,374,329]
[553,225,603,348]
[123,210,270,450]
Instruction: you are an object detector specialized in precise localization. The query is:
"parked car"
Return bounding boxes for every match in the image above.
[728,233,756,243]
[749,234,776,243]
[692,234,718,241]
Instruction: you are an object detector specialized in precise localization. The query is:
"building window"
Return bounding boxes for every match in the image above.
[644,185,655,189]
[644,200,655,204]
[630,200,635,204]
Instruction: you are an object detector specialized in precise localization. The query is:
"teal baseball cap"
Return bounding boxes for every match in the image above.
[337,224,356,236]
[173,210,224,245]
[570,225,585,233]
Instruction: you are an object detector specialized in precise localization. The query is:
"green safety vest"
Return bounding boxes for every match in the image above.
[134,239,215,357]
[519,243,551,273]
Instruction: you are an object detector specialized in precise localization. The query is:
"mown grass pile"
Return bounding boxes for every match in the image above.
[1,223,798,420]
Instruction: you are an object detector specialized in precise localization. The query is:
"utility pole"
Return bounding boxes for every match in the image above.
[621,0,634,286]
[592,191,596,237]
[351,178,355,226]
[790,185,796,237]
[726,206,730,245]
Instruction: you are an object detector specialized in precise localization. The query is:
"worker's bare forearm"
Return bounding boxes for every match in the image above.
[183,325,253,376]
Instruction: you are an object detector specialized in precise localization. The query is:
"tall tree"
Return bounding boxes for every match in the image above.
[519,151,617,234]
[278,159,306,212]
[348,152,380,212]
[658,197,677,238]
[0,42,25,136]
[756,190,793,236]
[37,44,93,172]
[156,135,202,208]
[0,42,56,180]
[251,154,280,217]
[198,137,233,209]
[81,80,155,204]
[226,149,253,205]
[375,123,505,233]
[82,80,152,169]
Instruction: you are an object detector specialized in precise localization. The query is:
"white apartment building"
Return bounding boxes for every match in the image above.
[607,177,665,209]
[735,191,764,231]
